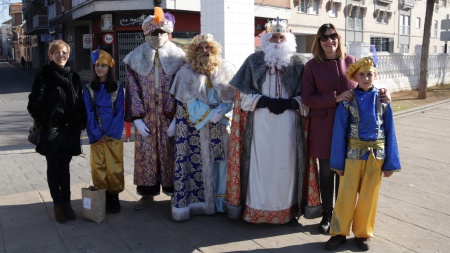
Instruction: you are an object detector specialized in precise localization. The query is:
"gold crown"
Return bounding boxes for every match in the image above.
[98,50,115,68]
[346,57,377,81]
[191,33,215,45]
[265,17,288,34]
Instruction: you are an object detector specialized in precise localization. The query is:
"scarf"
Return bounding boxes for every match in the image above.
[49,61,77,110]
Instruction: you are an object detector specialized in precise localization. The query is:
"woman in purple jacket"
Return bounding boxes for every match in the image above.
[301,23,389,234]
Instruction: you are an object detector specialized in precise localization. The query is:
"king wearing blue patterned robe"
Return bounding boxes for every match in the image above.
[169,34,236,221]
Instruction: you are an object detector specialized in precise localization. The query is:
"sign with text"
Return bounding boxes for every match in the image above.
[40,34,53,42]
[83,34,92,49]
[103,33,114,45]
[115,13,148,27]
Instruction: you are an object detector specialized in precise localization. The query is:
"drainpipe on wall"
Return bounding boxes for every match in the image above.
[345,0,348,50]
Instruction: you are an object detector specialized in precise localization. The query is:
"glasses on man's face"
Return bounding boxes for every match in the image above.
[320,33,338,42]
[53,51,68,57]
[150,29,166,36]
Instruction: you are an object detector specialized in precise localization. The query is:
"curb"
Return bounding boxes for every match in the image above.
[393,98,450,118]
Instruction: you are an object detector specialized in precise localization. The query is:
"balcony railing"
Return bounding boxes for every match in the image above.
[377,0,392,3]
[32,15,49,28]
[401,0,414,9]
[72,0,89,8]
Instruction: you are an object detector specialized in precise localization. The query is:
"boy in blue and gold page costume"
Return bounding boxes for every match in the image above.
[325,57,401,251]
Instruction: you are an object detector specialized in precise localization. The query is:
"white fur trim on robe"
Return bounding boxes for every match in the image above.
[123,42,186,77]
[170,60,237,104]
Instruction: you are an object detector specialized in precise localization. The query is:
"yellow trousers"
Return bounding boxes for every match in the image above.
[90,139,124,194]
[330,158,383,238]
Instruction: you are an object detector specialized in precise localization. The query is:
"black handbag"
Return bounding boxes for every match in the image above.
[36,126,82,156]
[28,125,42,145]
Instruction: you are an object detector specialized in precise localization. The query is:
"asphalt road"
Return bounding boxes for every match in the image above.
[0,62,34,147]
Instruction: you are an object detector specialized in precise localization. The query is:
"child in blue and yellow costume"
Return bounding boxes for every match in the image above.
[325,57,401,251]
[84,48,125,213]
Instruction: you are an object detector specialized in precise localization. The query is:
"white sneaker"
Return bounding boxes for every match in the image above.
[134,196,154,210]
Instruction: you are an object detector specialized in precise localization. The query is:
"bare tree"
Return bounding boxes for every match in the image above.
[418,0,436,99]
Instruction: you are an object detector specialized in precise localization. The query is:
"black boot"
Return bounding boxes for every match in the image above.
[105,192,112,214]
[107,192,121,214]
[319,210,332,234]
[54,203,67,223]
[63,201,76,220]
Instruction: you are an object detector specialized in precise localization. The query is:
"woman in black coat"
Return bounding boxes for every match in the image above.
[27,40,86,223]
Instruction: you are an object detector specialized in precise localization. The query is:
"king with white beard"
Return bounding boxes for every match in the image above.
[225,18,318,224]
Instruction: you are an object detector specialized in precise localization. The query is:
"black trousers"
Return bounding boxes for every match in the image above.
[136,185,174,196]
[46,155,72,204]
[319,159,340,212]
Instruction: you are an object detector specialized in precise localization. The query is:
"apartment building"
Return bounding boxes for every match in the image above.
[8,2,22,61]
[289,0,449,54]
[20,0,449,82]
[1,21,12,59]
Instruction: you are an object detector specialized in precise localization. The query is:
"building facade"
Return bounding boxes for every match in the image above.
[8,3,22,62]
[1,21,12,59]
[289,0,449,54]
[17,0,450,82]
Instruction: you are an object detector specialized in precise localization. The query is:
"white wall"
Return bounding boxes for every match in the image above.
[200,0,254,68]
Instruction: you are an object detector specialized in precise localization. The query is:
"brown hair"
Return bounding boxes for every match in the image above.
[311,23,344,63]
[48,40,70,57]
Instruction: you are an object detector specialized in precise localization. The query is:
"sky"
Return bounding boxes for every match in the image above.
[0,0,22,24]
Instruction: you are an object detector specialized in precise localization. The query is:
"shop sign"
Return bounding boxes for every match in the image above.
[116,13,148,27]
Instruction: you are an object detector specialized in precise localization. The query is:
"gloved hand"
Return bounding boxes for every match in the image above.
[267,99,286,115]
[210,108,223,123]
[167,118,176,137]
[256,96,269,108]
[281,97,310,116]
[277,98,296,110]
[134,119,149,137]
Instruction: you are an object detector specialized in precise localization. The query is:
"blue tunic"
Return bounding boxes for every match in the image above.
[84,83,125,144]
[330,86,401,172]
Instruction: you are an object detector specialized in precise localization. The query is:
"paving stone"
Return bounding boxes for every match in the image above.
[2,222,61,253]
[0,101,448,252]
[14,243,67,253]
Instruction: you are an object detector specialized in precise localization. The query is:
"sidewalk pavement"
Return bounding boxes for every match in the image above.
[1,101,449,253]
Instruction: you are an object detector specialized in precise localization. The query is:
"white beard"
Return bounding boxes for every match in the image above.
[260,33,297,69]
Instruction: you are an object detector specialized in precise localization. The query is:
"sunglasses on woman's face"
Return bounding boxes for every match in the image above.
[320,33,338,42]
